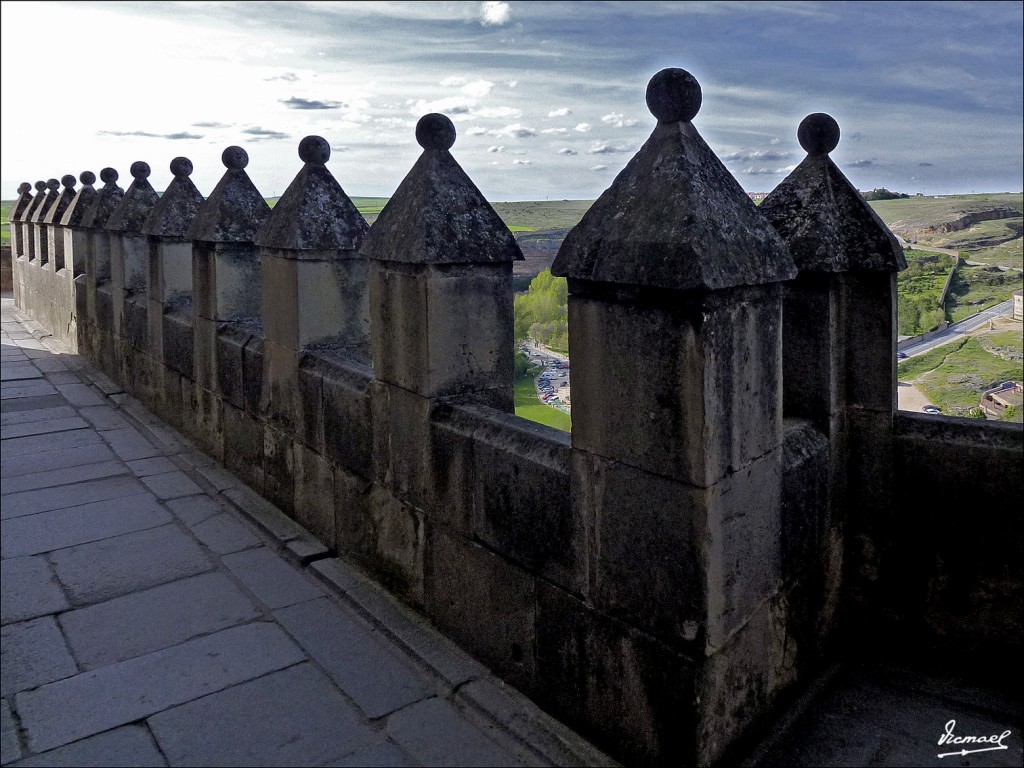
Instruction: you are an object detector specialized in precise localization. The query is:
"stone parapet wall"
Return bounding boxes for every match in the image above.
[9,72,1022,767]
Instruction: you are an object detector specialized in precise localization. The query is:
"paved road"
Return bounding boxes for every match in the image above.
[0,298,613,768]
[900,300,1013,359]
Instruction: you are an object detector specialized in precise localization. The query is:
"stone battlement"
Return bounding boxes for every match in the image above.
[9,69,1022,767]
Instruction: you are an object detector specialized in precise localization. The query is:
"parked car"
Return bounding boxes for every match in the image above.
[897,352,907,359]
[922,405,941,414]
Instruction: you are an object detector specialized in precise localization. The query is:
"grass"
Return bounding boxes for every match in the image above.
[899,335,1023,416]
[514,375,571,432]
[945,264,1023,322]
[1,200,11,246]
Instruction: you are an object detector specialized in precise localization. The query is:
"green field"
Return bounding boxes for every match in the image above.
[897,248,955,335]
[945,263,1023,322]
[869,192,1024,270]
[898,331,1023,417]
[514,376,571,432]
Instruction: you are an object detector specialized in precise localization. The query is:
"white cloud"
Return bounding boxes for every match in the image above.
[467,127,489,136]
[496,123,537,138]
[574,123,592,133]
[590,165,608,171]
[474,106,523,120]
[506,80,518,88]
[462,79,495,98]
[722,150,793,162]
[587,142,632,155]
[540,128,569,136]
[440,76,466,87]
[513,158,532,165]
[409,96,473,116]
[769,137,781,145]
[558,148,578,155]
[601,112,638,128]
[488,145,505,153]
[480,1,511,26]
[548,107,572,117]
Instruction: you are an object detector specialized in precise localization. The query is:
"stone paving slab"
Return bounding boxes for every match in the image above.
[49,524,214,606]
[1,474,150,520]
[221,546,326,609]
[7,725,167,768]
[148,662,376,767]
[59,572,262,670]
[14,622,307,754]
[0,460,130,496]
[0,616,78,697]
[0,556,70,626]
[0,405,76,426]
[275,597,433,719]
[386,696,528,767]
[1,299,615,768]
[0,416,90,440]
[2,494,171,558]
[1,442,118,478]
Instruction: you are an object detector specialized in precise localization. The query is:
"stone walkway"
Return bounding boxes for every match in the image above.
[0,297,615,768]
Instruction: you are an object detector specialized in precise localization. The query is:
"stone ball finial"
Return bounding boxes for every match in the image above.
[100,168,119,184]
[298,135,330,165]
[169,157,193,178]
[798,113,840,155]
[61,174,77,188]
[18,182,31,194]
[130,161,151,179]
[34,180,47,192]
[646,68,702,124]
[415,113,456,151]
[47,178,60,191]
[222,146,248,170]
[80,171,96,186]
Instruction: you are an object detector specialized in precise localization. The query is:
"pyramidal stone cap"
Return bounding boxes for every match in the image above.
[187,146,270,243]
[61,172,98,227]
[80,168,125,230]
[759,113,906,273]
[43,175,78,225]
[9,182,33,222]
[20,181,47,223]
[361,114,522,264]
[255,135,369,252]
[107,161,160,233]
[31,179,61,222]
[551,68,796,291]
[143,157,205,238]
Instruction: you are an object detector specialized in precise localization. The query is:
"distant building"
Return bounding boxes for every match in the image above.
[1014,289,1023,320]
[748,192,768,202]
[979,381,1023,418]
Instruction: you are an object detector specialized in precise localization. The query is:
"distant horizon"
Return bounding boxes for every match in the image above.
[2,2,1021,200]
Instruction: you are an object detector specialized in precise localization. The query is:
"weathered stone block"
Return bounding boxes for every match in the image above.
[370,261,513,400]
[216,325,252,409]
[580,451,703,646]
[297,356,325,452]
[162,312,194,378]
[695,591,796,767]
[243,335,264,417]
[782,275,842,423]
[843,272,897,412]
[124,297,148,353]
[535,581,696,768]
[263,426,296,515]
[293,443,336,546]
[334,465,371,554]
[261,338,300,432]
[371,381,431,509]
[318,357,373,478]
[780,419,829,586]
[354,486,425,605]
[422,403,480,533]
[425,527,537,692]
[568,284,783,488]
[471,410,583,594]
[702,448,784,650]
[222,404,264,493]
[158,239,193,306]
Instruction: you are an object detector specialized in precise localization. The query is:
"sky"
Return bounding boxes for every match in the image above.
[1,1,1022,202]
